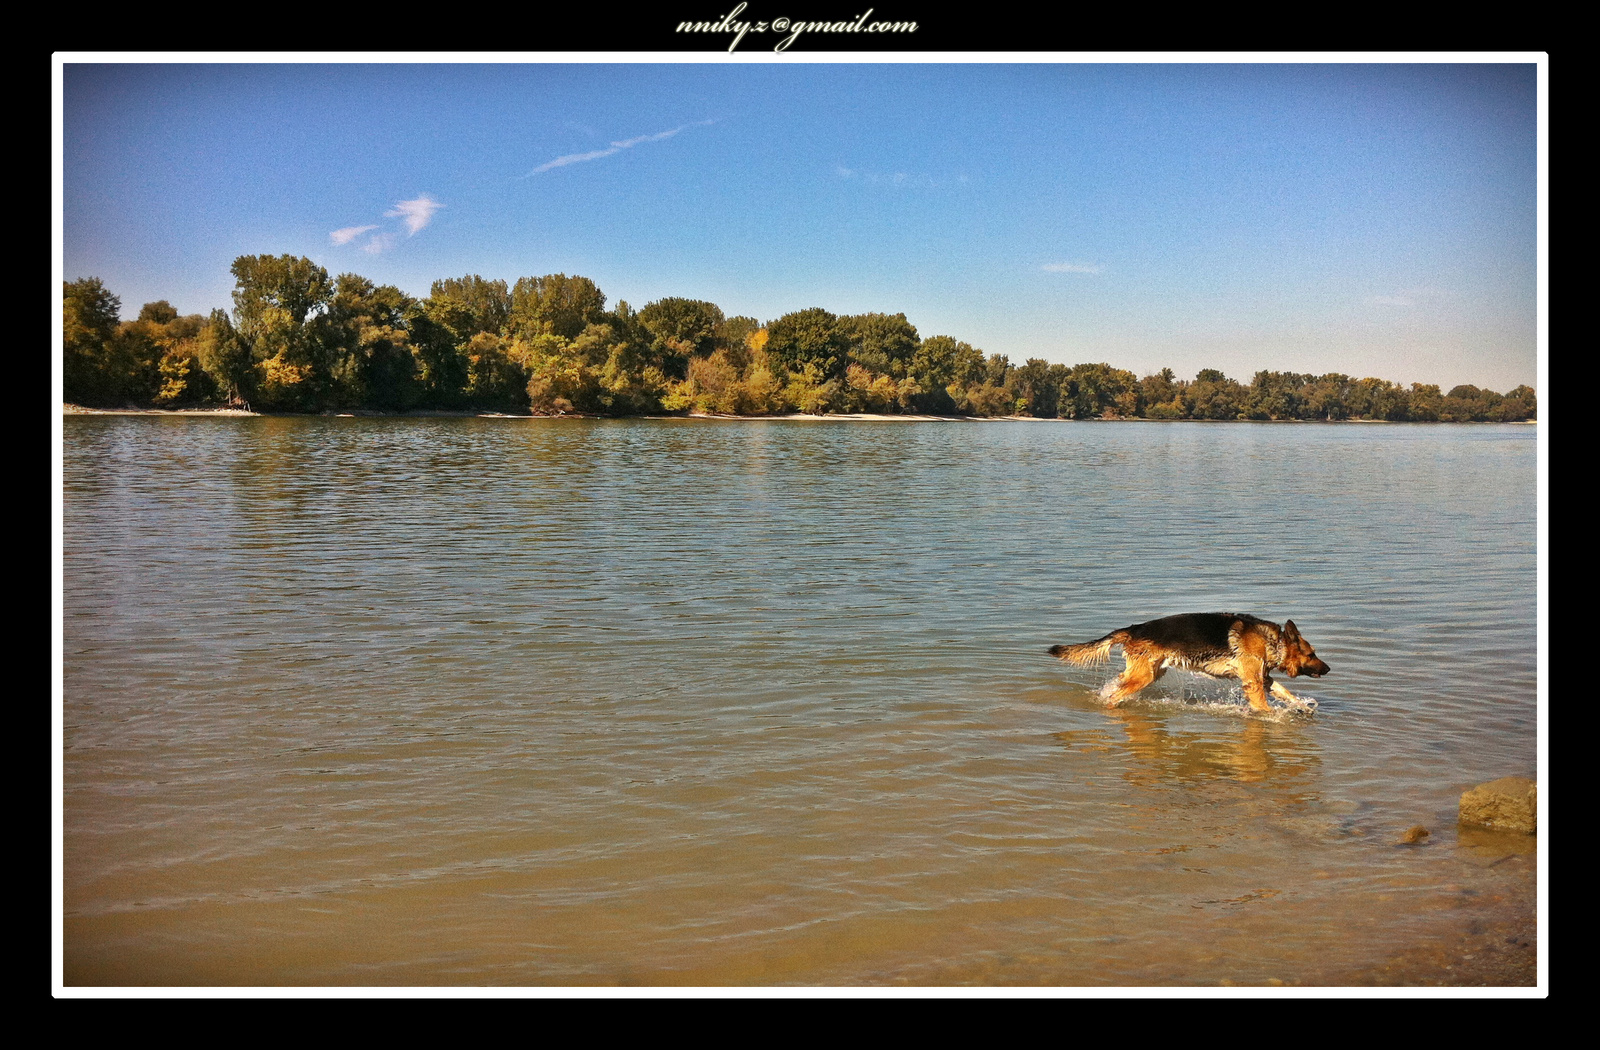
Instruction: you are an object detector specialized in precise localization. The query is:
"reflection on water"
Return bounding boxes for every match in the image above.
[61,417,1537,986]
[1056,706,1321,788]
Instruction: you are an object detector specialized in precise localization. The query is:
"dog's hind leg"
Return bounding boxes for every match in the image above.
[1100,653,1164,707]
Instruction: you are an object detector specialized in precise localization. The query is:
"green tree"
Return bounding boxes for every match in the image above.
[983,353,1012,388]
[908,335,983,413]
[1301,374,1352,420]
[741,355,789,414]
[951,380,1015,417]
[524,334,594,415]
[1008,358,1058,417]
[324,275,420,410]
[1345,377,1405,420]
[1442,384,1503,421]
[766,308,851,379]
[230,254,335,411]
[407,309,468,408]
[405,275,513,408]
[1140,368,1180,416]
[1185,368,1245,420]
[63,278,124,405]
[1244,371,1303,420]
[464,332,530,411]
[427,276,510,340]
[1499,385,1537,421]
[231,255,333,337]
[145,309,212,406]
[1061,362,1139,419]
[196,310,253,406]
[1407,383,1443,421]
[943,353,1015,416]
[138,300,179,325]
[639,297,726,377]
[716,315,763,361]
[524,322,666,415]
[510,274,607,342]
[841,312,920,377]
[840,363,900,413]
[107,314,167,405]
[782,360,841,415]
[593,323,668,415]
[668,348,749,414]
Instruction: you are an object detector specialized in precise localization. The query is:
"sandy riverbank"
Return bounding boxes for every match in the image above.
[62,405,545,419]
[64,403,258,416]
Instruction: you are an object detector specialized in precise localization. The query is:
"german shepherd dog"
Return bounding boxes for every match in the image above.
[1049,613,1330,712]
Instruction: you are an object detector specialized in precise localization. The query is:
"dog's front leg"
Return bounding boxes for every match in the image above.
[1241,677,1273,712]
[1238,656,1274,713]
[1267,681,1305,704]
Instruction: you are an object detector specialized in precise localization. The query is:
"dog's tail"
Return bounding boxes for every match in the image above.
[1048,630,1129,666]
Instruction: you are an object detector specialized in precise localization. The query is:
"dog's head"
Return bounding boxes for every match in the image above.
[1280,620,1330,678]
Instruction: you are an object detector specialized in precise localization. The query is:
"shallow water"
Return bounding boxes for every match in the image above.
[59,417,1539,986]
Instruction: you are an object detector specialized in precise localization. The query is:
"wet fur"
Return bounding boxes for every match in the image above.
[1049,613,1330,711]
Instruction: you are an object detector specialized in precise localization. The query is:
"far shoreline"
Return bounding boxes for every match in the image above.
[62,404,1537,425]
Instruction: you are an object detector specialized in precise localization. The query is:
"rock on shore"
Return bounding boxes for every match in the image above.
[1459,776,1537,834]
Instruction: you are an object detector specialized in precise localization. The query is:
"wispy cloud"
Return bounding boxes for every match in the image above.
[330,196,443,254]
[523,120,715,177]
[837,166,937,189]
[362,232,398,255]
[1042,262,1103,274]
[385,195,444,235]
[531,147,620,173]
[330,224,378,246]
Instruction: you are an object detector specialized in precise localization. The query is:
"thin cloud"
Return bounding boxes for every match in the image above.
[330,224,378,246]
[1042,262,1103,274]
[385,195,444,235]
[532,147,620,173]
[612,127,696,149]
[863,170,934,188]
[836,166,961,189]
[523,120,715,177]
[330,196,443,253]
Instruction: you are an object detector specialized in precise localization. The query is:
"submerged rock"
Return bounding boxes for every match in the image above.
[1399,825,1430,844]
[1459,777,1537,834]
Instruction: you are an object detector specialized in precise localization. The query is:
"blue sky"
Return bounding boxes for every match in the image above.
[59,59,1540,392]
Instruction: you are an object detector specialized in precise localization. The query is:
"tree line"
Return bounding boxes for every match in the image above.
[63,255,1537,423]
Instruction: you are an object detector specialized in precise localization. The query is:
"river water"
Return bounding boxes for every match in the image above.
[59,416,1540,987]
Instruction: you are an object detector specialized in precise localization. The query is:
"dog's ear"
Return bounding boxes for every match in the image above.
[1283,620,1300,640]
